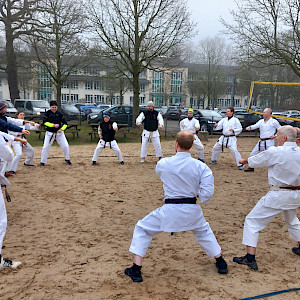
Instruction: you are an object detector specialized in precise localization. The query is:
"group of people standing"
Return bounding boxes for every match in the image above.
[0,99,299,284]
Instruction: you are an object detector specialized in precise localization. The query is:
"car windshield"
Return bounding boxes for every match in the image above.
[32,101,49,108]
[4,101,14,108]
[200,110,222,117]
[63,105,79,113]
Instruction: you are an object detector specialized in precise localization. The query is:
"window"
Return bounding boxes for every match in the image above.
[110,106,123,114]
[139,96,145,104]
[85,81,93,90]
[139,84,145,92]
[130,96,133,105]
[85,95,93,103]
[71,80,78,89]
[152,71,164,94]
[0,91,2,100]
[62,81,68,89]
[234,99,240,107]
[94,95,105,103]
[94,81,102,90]
[171,72,182,94]
[124,106,132,114]
[38,65,53,101]
[0,78,2,86]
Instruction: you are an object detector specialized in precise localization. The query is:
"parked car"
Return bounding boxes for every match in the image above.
[166,106,182,120]
[2,100,18,117]
[81,106,103,120]
[180,109,223,132]
[88,105,133,125]
[74,103,96,111]
[242,112,263,129]
[61,104,80,121]
[157,106,168,118]
[14,99,50,118]
[96,104,112,110]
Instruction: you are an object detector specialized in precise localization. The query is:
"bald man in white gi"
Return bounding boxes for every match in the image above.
[210,107,244,169]
[0,131,24,270]
[244,108,281,172]
[136,101,163,163]
[233,125,300,271]
[180,108,205,162]
[124,131,228,282]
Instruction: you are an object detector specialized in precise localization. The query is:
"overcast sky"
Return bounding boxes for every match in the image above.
[187,0,237,41]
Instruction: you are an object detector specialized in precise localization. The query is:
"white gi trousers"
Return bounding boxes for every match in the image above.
[0,144,14,176]
[6,141,34,172]
[0,189,7,256]
[193,135,204,160]
[41,131,70,163]
[250,139,274,156]
[92,139,123,162]
[211,136,242,166]
[242,196,300,247]
[141,132,162,158]
[129,204,221,258]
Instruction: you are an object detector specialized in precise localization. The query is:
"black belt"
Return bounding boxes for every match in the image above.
[165,197,197,204]
[222,135,234,151]
[280,186,300,190]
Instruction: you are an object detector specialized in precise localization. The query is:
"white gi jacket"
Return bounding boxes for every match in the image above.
[136,111,164,138]
[0,132,14,184]
[249,118,281,139]
[214,116,242,147]
[154,152,214,232]
[4,117,24,127]
[179,117,200,133]
[8,123,38,137]
[248,142,300,209]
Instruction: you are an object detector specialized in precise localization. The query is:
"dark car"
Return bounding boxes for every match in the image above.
[166,106,182,120]
[61,104,80,121]
[242,112,263,129]
[180,109,223,132]
[88,105,133,125]
[81,106,102,120]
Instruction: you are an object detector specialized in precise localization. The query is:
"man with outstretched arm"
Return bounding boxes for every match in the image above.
[244,108,281,172]
[233,125,300,271]
[124,131,228,283]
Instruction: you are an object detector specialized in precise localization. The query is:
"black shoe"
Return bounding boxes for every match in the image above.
[244,167,254,172]
[40,163,45,166]
[8,171,16,175]
[92,161,97,166]
[216,257,228,274]
[24,163,34,167]
[65,159,72,165]
[124,267,143,282]
[233,255,258,271]
[120,161,124,165]
[292,246,300,255]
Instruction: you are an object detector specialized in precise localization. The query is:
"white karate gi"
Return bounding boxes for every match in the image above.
[211,116,243,166]
[248,118,281,156]
[41,131,70,163]
[92,122,123,162]
[0,132,14,176]
[180,117,204,160]
[242,142,300,247]
[7,123,38,172]
[129,152,222,258]
[136,111,163,158]
[0,132,14,255]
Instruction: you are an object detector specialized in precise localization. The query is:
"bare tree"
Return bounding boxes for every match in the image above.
[88,0,195,125]
[196,37,229,109]
[222,0,300,78]
[0,0,38,102]
[27,0,88,107]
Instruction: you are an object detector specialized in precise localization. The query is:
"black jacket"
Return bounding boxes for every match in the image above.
[100,120,115,142]
[143,110,159,132]
[43,110,67,133]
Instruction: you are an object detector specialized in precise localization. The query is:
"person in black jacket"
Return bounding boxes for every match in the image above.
[40,101,71,166]
[92,113,124,165]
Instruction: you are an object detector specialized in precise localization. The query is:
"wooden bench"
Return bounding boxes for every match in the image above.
[35,128,81,140]
[89,131,99,140]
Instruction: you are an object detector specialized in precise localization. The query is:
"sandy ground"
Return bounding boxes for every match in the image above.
[1,137,299,300]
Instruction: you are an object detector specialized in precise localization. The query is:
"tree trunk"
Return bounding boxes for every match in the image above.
[5,23,20,103]
[132,71,140,126]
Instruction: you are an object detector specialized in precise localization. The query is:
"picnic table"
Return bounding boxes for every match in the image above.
[35,121,81,139]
